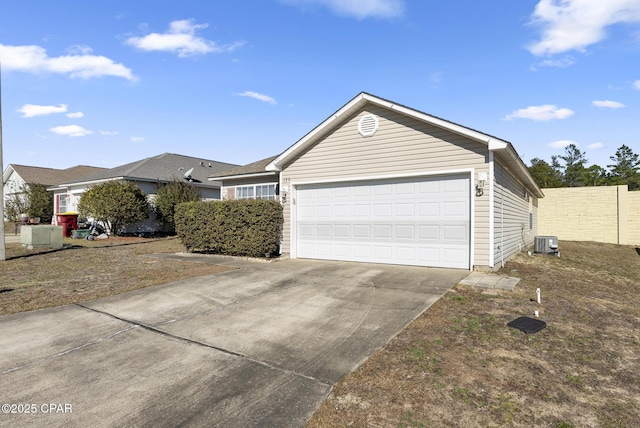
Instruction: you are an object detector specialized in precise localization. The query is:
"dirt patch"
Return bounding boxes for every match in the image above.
[1,237,235,315]
[308,241,640,427]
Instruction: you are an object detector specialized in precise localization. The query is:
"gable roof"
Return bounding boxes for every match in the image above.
[4,164,108,187]
[54,153,239,188]
[208,155,279,181]
[267,92,543,198]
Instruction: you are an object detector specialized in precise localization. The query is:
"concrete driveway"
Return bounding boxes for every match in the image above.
[0,257,467,427]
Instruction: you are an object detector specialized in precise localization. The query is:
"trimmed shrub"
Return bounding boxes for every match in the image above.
[175,199,283,257]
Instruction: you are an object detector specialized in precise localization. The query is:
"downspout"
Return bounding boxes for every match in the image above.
[488,153,495,269]
[500,166,505,269]
[278,170,284,256]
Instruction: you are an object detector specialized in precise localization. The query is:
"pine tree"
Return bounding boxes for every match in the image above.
[559,144,587,187]
[528,158,563,188]
[607,145,640,190]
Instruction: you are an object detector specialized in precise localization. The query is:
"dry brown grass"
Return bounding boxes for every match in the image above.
[308,241,640,428]
[0,236,234,315]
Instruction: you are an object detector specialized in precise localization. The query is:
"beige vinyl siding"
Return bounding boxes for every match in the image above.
[281,105,491,267]
[493,161,536,267]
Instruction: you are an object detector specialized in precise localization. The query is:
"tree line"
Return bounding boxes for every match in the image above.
[527,144,640,190]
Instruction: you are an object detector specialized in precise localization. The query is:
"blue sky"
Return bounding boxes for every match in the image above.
[1,0,639,171]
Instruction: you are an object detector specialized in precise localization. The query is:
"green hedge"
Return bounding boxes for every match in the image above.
[175,199,283,257]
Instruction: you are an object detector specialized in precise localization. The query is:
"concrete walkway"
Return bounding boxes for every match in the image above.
[459,272,521,290]
[0,258,467,427]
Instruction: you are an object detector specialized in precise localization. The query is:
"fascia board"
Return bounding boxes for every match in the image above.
[207,171,277,181]
[56,176,126,188]
[388,102,511,147]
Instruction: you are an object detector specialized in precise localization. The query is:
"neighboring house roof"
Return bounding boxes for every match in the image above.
[3,164,108,188]
[53,153,239,189]
[208,155,279,181]
[267,92,543,198]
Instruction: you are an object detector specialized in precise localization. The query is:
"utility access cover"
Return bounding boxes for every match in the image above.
[507,316,546,334]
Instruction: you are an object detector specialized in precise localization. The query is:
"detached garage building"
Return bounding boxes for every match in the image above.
[215,92,543,271]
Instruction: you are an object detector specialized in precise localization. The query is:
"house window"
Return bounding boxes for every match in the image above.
[235,184,277,200]
[236,186,255,199]
[57,194,70,213]
[256,184,276,200]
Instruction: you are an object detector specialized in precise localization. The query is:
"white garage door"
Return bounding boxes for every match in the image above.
[295,175,470,269]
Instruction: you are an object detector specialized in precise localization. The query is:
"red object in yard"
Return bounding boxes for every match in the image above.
[56,213,79,237]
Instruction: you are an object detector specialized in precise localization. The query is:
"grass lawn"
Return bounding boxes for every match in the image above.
[308,241,640,427]
[0,236,234,316]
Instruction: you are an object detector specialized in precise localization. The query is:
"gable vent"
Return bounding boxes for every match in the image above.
[358,114,379,137]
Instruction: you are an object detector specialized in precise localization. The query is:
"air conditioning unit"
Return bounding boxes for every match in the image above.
[534,236,559,255]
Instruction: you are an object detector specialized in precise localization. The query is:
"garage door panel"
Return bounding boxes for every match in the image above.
[353,204,370,216]
[316,205,332,217]
[395,203,415,216]
[443,249,468,267]
[419,225,440,240]
[419,202,440,217]
[374,224,393,238]
[334,244,350,257]
[316,188,332,199]
[418,247,440,261]
[334,224,350,237]
[353,186,370,197]
[373,204,392,217]
[353,245,371,258]
[334,205,350,217]
[373,246,393,259]
[444,178,467,193]
[334,187,351,198]
[419,181,440,193]
[353,225,370,238]
[298,224,315,238]
[374,184,392,196]
[395,225,415,239]
[296,175,470,269]
[316,224,332,237]
[444,201,467,217]
[443,225,469,241]
[396,246,416,261]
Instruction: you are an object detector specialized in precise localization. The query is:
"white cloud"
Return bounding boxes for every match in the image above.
[17,103,68,118]
[548,140,577,148]
[634,80,640,90]
[125,19,245,57]
[530,57,575,70]
[504,104,574,121]
[66,112,84,118]
[283,0,404,19]
[99,130,118,136]
[66,44,93,55]
[236,91,277,105]
[130,136,145,142]
[0,43,136,80]
[592,100,625,109]
[50,125,93,137]
[588,142,604,150]
[528,0,640,56]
